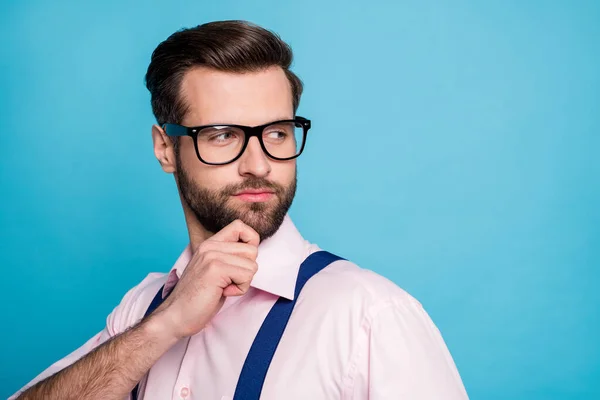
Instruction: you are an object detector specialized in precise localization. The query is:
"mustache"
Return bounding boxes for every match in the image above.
[221,178,284,196]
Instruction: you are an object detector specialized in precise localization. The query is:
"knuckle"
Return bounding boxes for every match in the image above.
[243,267,257,282]
[206,258,223,271]
[198,240,214,253]
[245,244,258,258]
[240,274,252,287]
[201,250,217,262]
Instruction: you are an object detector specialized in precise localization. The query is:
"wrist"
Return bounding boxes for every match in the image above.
[140,308,182,346]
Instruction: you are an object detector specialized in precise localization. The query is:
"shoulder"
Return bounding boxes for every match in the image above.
[311,259,470,399]
[302,253,423,319]
[105,272,170,335]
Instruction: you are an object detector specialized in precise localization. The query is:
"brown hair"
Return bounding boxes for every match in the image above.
[145,20,303,126]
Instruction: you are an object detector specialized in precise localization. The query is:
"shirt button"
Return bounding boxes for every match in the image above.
[180,387,190,398]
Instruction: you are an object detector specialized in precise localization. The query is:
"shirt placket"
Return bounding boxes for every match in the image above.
[172,359,193,399]
[171,335,198,400]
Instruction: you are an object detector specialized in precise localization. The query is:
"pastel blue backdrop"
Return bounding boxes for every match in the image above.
[1,0,598,398]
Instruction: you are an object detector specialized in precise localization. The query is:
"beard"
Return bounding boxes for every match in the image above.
[175,157,297,242]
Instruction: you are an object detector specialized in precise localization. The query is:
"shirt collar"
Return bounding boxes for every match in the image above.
[163,215,313,301]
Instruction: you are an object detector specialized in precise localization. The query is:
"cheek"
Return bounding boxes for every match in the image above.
[177,138,200,167]
[187,163,241,191]
[271,161,296,185]
[177,142,216,187]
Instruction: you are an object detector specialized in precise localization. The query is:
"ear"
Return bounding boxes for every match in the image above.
[152,124,177,173]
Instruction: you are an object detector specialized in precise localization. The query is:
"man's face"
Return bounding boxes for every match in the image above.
[172,66,297,241]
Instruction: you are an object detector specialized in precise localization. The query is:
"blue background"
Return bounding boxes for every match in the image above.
[1,0,598,398]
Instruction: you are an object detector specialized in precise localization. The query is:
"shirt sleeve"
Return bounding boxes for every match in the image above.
[8,273,164,400]
[349,298,469,400]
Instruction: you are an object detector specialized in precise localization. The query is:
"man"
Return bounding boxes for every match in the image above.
[12,21,468,400]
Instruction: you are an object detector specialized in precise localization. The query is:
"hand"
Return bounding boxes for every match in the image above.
[152,219,260,340]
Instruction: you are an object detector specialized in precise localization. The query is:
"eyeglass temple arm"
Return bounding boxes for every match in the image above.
[162,124,190,137]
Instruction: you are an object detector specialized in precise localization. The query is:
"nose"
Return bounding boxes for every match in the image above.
[237,136,271,178]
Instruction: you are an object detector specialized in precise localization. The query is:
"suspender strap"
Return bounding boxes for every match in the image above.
[232,251,343,400]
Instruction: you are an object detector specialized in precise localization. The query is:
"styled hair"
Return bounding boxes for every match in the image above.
[145,20,303,126]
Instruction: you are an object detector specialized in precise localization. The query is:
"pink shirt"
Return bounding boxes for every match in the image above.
[11,216,468,399]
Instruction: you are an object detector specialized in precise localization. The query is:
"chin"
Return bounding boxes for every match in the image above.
[240,206,274,224]
[230,197,274,212]
[238,208,282,240]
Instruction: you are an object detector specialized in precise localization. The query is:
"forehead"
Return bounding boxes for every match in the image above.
[179,66,294,127]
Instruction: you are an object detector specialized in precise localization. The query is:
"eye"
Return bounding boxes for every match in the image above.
[265,130,288,140]
[200,128,242,145]
[212,131,236,142]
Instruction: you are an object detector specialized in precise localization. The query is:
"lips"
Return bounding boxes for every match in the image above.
[232,188,275,202]
[234,188,275,195]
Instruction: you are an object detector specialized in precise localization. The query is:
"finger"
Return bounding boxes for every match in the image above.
[204,252,258,273]
[213,263,256,296]
[202,241,258,261]
[223,284,247,297]
[212,219,260,246]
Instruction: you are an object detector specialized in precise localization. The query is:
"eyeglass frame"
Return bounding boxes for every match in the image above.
[162,116,311,166]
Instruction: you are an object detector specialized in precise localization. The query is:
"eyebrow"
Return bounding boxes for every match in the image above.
[185,117,296,128]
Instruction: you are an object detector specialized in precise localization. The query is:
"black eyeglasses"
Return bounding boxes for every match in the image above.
[163,117,311,165]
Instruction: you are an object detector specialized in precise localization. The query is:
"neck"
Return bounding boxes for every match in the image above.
[186,216,212,253]
[179,193,213,253]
